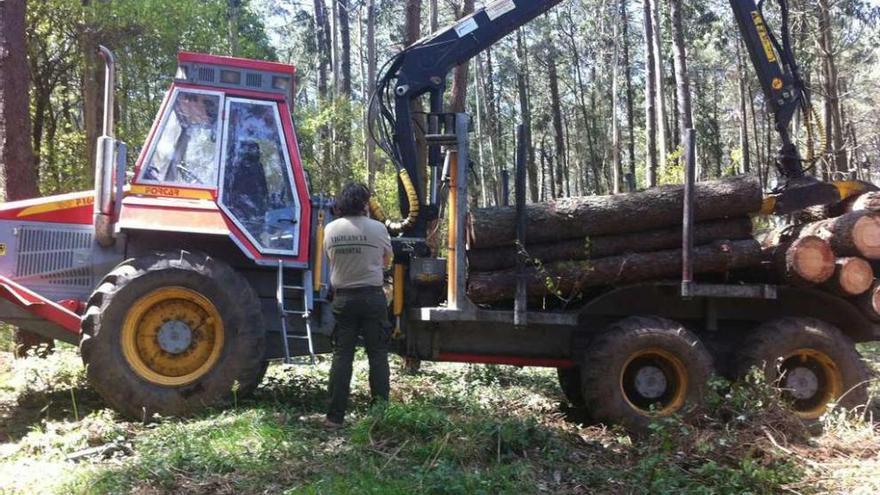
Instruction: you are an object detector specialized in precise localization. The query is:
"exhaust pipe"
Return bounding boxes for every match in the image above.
[94,45,122,247]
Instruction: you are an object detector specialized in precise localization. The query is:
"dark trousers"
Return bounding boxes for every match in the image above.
[327,287,390,423]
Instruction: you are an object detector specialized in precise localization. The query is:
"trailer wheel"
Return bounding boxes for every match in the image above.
[80,251,266,419]
[557,367,585,408]
[737,318,869,421]
[580,316,714,431]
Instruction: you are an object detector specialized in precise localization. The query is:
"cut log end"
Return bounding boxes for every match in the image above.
[837,257,874,296]
[831,257,874,296]
[852,215,880,259]
[788,236,836,285]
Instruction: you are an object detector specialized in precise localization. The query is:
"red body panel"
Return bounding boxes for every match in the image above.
[0,275,81,335]
[0,190,94,225]
[119,196,230,235]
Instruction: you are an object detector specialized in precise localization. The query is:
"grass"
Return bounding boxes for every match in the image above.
[0,347,878,494]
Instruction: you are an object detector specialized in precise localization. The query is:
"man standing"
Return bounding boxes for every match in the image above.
[324,183,393,428]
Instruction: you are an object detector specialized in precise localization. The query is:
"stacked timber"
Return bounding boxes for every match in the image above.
[466,176,766,304]
[760,197,880,321]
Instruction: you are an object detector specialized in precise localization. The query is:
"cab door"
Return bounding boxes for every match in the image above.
[218,98,302,257]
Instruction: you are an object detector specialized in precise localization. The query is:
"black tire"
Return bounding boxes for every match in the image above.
[580,316,714,431]
[557,367,586,408]
[737,317,870,421]
[80,251,266,419]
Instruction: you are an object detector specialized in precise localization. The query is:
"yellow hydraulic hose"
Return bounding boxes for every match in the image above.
[368,169,420,234]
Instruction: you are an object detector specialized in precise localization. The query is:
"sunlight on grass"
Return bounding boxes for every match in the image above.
[1,351,879,494]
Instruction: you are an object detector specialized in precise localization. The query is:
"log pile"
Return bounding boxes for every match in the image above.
[467,176,765,304]
[465,176,880,310]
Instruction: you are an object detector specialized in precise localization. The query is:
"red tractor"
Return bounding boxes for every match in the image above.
[0,49,329,417]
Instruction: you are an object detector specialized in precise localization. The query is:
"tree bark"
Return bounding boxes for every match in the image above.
[548,57,566,198]
[649,0,667,175]
[818,0,847,173]
[365,0,378,186]
[468,240,763,304]
[469,175,763,248]
[0,0,39,200]
[515,29,538,202]
[468,217,753,272]
[822,257,873,297]
[766,236,836,287]
[796,211,880,260]
[668,0,693,146]
[621,0,637,190]
[643,0,658,186]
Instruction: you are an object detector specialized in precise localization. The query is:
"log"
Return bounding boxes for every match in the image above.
[848,192,880,213]
[467,239,762,304]
[467,217,754,272]
[766,236,836,287]
[822,257,874,297]
[796,211,880,259]
[853,280,880,322]
[468,176,763,249]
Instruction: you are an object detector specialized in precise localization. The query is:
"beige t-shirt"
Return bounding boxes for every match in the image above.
[324,215,392,289]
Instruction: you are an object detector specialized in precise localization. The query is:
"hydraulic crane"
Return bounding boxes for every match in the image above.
[369,0,869,240]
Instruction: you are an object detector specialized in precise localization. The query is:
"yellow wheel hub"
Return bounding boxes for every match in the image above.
[779,348,843,420]
[620,348,689,417]
[121,287,224,386]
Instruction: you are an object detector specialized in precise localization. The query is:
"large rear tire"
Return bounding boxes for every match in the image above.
[736,317,869,421]
[557,367,585,408]
[80,251,266,419]
[580,316,714,431]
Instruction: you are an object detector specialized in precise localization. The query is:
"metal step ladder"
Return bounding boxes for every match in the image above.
[277,261,316,365]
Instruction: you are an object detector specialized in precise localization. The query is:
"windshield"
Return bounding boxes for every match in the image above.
[139,90,222,187]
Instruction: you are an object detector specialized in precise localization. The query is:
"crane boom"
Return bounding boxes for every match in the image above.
[369,0,861,236]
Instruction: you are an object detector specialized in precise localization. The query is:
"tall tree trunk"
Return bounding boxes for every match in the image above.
[643,0,659,186]
[669,0,692,147]
[548,59,566,198]
[1,0,51,356]
[818,0,846,173]
[649,0,667,174]
[227,0,241,56]
[621,0,637,189]
[0,0,39,200]
[313,0,333,176]
[516,29,538,202]
[338,0,351,96]
[736,41,751,174]
[611,5,622,194]
[449,0,475,112]
[429,0,439,32]
[366,0,378,186]
[337,0,352,169]
[404,0,427,197]
[314,0,331,99]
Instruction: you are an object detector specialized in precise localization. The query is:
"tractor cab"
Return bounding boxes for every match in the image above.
[123,52,312,265]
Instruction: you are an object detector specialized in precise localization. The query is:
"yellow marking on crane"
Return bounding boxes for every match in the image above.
[751,11,778,63]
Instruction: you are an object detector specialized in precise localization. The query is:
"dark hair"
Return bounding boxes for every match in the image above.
[335,182,371,217]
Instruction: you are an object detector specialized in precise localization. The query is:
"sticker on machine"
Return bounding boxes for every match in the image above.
[486,0,516,20]
[454,16,479,37]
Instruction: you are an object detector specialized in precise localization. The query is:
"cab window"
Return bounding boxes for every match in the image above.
[220,98,300,254]
[139,90,222,187]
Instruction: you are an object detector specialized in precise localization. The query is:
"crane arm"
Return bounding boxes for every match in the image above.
[370,0,865,232]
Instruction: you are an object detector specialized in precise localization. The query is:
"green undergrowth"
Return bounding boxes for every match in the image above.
[0,349,878,494]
